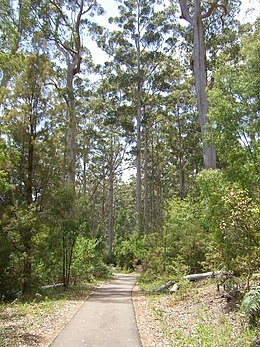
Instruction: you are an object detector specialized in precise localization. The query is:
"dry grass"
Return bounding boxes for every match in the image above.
[0,282,99,347]
[135,280,259,347]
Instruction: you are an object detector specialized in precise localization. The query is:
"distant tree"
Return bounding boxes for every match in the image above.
[104,0,177,230]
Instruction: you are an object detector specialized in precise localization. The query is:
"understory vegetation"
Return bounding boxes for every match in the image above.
[145,281,259,347]
[0,0,259,345]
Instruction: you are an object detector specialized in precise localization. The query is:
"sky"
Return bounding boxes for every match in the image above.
[239,0,260,22]
[98,0,260,22]
[90,0,260,65]
[89,0,260,182]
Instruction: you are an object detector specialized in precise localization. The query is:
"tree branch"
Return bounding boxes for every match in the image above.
[201,0,218,19]
[82,2,95,16]
[179,0,193,25]
[50,0,70,27]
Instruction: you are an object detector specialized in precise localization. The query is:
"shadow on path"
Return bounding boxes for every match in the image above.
[50,274,142,347]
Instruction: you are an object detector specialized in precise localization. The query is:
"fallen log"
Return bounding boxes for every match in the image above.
[154,271,234,293]
[154,280,174,293]
[184,271,232,281]
[169,283,179,294]
[184,271,215,281]
[40,283,63,290]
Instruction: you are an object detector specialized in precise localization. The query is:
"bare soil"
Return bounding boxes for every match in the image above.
[0,299,84,347]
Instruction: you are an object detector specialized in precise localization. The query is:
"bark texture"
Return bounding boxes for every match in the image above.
[179,0,217,169]
[135,2,143,230]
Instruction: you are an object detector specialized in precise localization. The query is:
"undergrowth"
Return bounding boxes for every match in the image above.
[138,277,259,347]
[241,285,260,327]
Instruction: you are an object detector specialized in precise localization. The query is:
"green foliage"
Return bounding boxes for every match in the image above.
[241,286,260,326]
[164,198,207,274]
[0,139,18,194]
[170,322,255,347]
[2,206,41,294]
[195,169,228,231]
[31,224,61,285]
[219,190,260,276]
[208,21,260,191]
[113,231,146,270]
[72,237,111,280]
[0,231,20,300]
[141,194,213,282]
[43,187,93,286]
[195,169,234,269]
[196,170,260,276]
[140,233,167,280]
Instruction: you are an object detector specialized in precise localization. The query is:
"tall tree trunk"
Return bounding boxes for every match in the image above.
[22,112,35,294]
[150,131,155,232]
[193,0,216,169]
[27,114,34,205]
[53,0,89,189]
[179,157,185,199]
[177,115,185,199]
[108,147,114,259]
[62,236,75,288]
[143,118,149,234]
[135,1,142,231]
[22,229,32,294]
[136,60,142,230]
[62,235,66,287]
[179,0,217,169]
[155,138,163,233]
[66,62,77,190]
[66,238,76,287]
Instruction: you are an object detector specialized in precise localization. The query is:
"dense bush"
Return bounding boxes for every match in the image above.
[163,198,208,274]
[141,170,259,284]
[241,286,260,327]
[0,233,21,300]
[196,170,260,277]
[113,231,146,270]
[72,237,111,281]
[219,190,260,277]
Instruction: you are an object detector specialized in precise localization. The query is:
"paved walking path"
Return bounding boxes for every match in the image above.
[50,274,142,347]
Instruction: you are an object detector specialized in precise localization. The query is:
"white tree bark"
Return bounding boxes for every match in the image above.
[135,0,143,230]
[179,0,217,169]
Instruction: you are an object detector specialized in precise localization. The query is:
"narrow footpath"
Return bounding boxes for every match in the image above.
[50,274,142,347]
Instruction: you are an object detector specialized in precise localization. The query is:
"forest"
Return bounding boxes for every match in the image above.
[0,0,259,303]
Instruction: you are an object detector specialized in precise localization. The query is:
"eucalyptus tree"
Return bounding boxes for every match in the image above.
[0,0,35,94]
[3,54,54,205]
[83,69,134,257]
[137,50,201,232]
[103,0,177,230]
[177,0,240,169]
[163,76,201,198]
[35,0,104,191]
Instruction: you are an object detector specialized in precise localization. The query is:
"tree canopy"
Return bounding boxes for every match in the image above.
[0,0,259,297]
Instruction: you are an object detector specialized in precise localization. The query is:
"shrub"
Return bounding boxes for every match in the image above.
[113,231,146,270]
[164,198,207,274]
[72,237,110,281]
[219,190,260,278]
[241,285,260,327]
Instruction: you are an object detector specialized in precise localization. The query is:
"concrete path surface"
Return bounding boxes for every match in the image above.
[50,274,142,347]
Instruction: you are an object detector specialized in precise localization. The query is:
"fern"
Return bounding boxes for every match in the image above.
[241,285,260,326]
